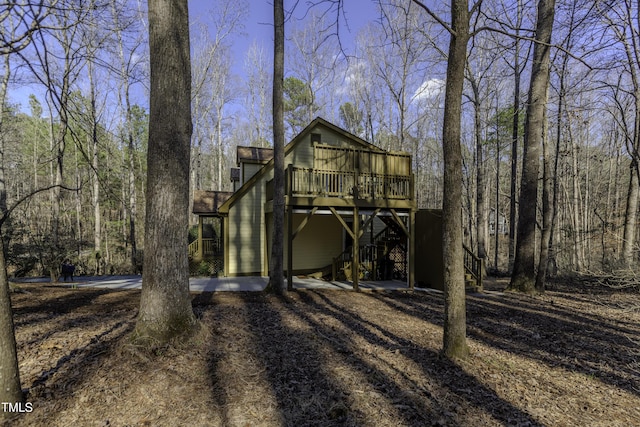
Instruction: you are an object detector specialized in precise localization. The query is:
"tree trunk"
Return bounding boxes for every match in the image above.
[88,60,101,274]
[494,114,500,270]
[135,0,196,344]
[268,0,286,295]
[508,8,522,274]
[622,159,639,268]
[0,232,22,407]
[509,0,556,293]
[570,133,583,271]
[0,47,22,409]
[535,116,552,292]
[441,0,469,359]
[0,52,9,215]
[472,79,488,264]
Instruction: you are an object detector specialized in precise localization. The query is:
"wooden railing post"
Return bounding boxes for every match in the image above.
[197,216,203,260]
[287,164,294,290]
[353,207,360,291]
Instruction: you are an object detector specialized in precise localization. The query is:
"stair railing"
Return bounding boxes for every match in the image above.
[463,244,483,289]
[188,240,199,259]
[332,244,377,280]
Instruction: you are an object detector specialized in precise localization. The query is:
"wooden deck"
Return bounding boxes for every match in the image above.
[267,145,414,209]
[267,165,415,210]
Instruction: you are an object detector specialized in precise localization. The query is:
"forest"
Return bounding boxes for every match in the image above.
[1,1,640,425]
[1,0,639,281]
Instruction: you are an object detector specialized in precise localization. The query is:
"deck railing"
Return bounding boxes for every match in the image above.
[188,238,220,259]
[267,166,413,201]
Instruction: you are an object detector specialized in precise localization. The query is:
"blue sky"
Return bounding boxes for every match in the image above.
[189,0,380,78]
[9,1,382,114]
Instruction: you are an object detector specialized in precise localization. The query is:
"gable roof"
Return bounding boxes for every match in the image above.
[193,190,234,215]
[236,146,274,165]
[217,117,383,214]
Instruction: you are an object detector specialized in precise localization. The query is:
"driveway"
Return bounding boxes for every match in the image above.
[13,275,414,292]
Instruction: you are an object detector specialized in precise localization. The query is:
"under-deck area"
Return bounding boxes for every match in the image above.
[264,145,417,291]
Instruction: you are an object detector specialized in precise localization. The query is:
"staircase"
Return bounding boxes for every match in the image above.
[332,244,377,281]
[463,244,483,292]
[330,214,484,289]
[373,216,407,280]
[332,216,408,281]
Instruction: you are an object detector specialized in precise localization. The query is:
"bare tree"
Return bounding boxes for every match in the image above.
[288,11,338,125]
[242,41,272,146]
[110,0,146,273]
[374,0,432,151]
[0,0,58,54]
[509,0,557,293]
[411,0,473,359]
[268,0,286,295]
[0,9,22,409]
[597,1,640,269]
[0,224,22,407]
[134,0,196,344]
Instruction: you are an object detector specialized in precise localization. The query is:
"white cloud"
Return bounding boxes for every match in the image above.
[412,78,444,102]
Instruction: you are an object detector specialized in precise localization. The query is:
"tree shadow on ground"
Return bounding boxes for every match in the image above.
[370,289,640,397]
[12,286,115,323]
[9,286,138,425]
[206,291,543,426]
[305,291,544,426]
[12,287,137,348]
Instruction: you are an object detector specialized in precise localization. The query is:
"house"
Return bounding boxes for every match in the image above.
[489,208,508,235]
[190,117,417,290]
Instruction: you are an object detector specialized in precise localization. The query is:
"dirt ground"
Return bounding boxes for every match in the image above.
[3,277,640,427]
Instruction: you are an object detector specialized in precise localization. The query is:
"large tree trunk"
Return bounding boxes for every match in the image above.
[0,45,22,409]
[135,0,196,344]
[268,0,286,295]
[441,0,469,359]
[0,233,22,407]
[509,0,556,293]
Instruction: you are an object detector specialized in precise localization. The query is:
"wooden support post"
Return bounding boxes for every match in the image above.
[197,216,203,261]
[287,179,294,291]
[262,214,269,276]
[353,206,360,291]
[409,209,415,290]
[223,216,229,277]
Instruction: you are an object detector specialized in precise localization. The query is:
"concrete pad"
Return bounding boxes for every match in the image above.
[12,275,413,292]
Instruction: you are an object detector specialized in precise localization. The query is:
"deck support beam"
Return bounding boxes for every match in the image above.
[287,198,294,291]
[292,207,318,240]
[196,216,203,261]
[409,209,415,290]
[390,208,409,237]
[353,206,360,291]
[287,206,318,290]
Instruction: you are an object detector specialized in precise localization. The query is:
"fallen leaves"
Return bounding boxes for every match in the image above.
[4,280,640,426]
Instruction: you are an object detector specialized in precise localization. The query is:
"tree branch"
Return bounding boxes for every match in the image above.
[0,183,83,227]
[410,0,454,36]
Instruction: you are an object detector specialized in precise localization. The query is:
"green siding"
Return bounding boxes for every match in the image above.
[227,168,273,275]
[242,163,263,184]
[226,122,397,276]
[284,214,342,272]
